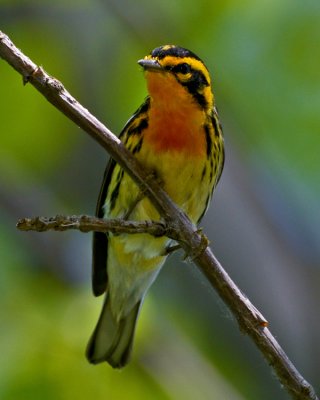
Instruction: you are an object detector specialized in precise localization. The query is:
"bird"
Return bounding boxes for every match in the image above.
[86,45,224,368]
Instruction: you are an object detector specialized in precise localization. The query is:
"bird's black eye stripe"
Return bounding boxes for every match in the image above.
[168,65,209,88]
[172,63,191,74]
[164,63,192,74]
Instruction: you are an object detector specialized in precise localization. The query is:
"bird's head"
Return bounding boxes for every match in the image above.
[138,45,214,111]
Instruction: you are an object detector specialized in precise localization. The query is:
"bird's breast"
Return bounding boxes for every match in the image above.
[144,104,207,157]
[144,71,207,156]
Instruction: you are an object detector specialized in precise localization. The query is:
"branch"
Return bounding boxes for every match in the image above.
[17,215,169,237]
[0,31,318,400]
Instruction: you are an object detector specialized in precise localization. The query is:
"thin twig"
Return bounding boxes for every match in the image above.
[0,31,318,400]
[16,215,170,237]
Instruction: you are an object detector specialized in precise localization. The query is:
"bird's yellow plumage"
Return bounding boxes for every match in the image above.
[86,45,224,368]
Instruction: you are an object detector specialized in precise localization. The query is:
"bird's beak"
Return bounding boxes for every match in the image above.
[138,58,163,71]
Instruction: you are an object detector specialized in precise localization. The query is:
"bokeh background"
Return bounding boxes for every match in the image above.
[1,1,319,399]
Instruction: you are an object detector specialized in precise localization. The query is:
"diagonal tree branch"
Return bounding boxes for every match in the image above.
[0,31,318,400]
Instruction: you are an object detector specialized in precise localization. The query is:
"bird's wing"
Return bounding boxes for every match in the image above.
[91,97,151,296]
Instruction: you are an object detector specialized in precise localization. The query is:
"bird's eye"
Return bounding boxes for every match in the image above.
[174,63,191,74]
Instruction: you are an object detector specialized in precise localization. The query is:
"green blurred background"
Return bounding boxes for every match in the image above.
[1,1,319,399]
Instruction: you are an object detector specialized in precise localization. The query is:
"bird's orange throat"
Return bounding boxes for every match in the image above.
[144,71,207,157]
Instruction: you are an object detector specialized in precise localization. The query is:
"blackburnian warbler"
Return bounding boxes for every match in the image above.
[86,45,224,368]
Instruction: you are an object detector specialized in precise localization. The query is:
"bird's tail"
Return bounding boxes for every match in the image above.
[86,296,141,368]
